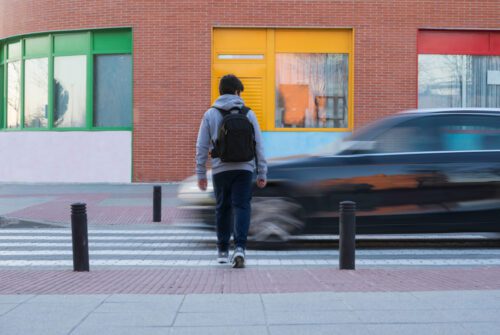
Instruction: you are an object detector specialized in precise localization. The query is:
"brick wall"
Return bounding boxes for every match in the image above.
[1,0,498,181]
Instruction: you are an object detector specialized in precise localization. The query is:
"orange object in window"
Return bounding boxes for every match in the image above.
[279,84,309,127]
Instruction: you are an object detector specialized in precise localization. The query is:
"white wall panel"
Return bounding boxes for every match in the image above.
[0,131,132,183]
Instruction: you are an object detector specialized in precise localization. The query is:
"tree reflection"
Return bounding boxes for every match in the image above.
[54,79,69,127]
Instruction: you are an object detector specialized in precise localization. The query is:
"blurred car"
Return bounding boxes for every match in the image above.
[179,108,500,241]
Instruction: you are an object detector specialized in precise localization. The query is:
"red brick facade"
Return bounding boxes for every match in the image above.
[1,0,498,182]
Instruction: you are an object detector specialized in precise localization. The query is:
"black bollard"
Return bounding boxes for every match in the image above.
[153,185,162,222]
[339,201,356,270]
[71,203,90,272]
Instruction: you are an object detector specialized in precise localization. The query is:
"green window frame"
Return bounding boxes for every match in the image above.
[0,28,133,131]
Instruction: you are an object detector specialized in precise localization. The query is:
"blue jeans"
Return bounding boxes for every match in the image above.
[212,170,253,251]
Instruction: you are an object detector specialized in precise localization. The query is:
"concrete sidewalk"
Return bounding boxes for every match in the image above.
[1,290,499,335]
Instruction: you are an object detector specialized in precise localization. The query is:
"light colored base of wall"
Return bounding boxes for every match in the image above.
[262,132,349,158]
[0,131,132,183]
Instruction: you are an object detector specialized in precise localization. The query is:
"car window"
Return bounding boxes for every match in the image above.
[372,116,441,153]
[438,115,500,151]
[372,114,500,154]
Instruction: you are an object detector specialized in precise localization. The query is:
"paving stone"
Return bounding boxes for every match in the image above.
[71,325,172,335]
[174,309,266,327]
[180,294,262,312]
[262,292,350,311]
[82,310,176,327]
[170,326,268,335]
[266,310,360,325]
[0,295,33,303]
[461,322,500,335]
[440,309,500,322]
[269,324,371,335]
[0,303,94,335]
[354,309,447,323]
[0,303,17,315]
[366,323,471,335]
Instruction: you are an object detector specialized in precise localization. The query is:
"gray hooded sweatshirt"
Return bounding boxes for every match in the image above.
[196,94,267,181]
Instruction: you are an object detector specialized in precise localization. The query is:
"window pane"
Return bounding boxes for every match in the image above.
[7,61,21,128]
[466,56,500,108]
[438,115,500,151]
[419,55,500,109]
[418,55,463,108]
[25,58,49,128]
[94,54,132,127]
[275,53,348,128]
[54,55,86,128]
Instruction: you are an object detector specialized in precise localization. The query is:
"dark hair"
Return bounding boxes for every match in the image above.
[219,74,244,95]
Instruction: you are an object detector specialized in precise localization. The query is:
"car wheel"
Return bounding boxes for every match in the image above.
[249,197,305,242]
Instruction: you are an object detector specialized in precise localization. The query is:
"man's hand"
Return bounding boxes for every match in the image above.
[198,179,208,191]
[256,178,267,189]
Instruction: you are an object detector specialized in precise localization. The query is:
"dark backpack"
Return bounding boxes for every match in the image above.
[211,106,256,163]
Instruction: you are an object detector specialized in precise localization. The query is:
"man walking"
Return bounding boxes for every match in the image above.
[196,74,267,268]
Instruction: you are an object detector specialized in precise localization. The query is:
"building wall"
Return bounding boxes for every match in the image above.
[1,0,499,182]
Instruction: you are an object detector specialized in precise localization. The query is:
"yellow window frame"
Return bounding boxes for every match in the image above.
[212,28,354,132]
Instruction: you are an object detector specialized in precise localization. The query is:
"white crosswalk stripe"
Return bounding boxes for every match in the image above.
[0,226,499,268]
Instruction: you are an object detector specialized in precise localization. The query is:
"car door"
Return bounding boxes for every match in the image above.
[363,113,500,233]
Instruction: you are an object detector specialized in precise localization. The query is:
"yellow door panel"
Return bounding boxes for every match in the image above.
[213,63,266,126]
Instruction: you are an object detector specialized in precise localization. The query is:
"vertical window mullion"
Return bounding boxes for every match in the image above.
[48,34,54,130]
[87,32,93,129]
[20,39,25,129]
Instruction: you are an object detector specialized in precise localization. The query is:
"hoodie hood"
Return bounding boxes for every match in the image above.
[212,94,244,111]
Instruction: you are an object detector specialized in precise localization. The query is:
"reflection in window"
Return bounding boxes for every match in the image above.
[275,53,348,128]
[419,55,500,108]
[7,61,21,128]
[439,116,500,151]
[54,55,86,128]
[25,58,49,128]
[94,55,132,127]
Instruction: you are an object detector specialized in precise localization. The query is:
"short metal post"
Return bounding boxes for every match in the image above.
[339,201,356,270]
[153,185,162,222]
[71,203,89,272]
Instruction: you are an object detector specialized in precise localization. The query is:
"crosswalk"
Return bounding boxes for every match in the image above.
[1,225,500,268]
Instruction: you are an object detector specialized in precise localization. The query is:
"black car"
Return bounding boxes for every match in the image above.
[179,108,500,241]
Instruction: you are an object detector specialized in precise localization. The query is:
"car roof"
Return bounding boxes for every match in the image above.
[400,108,500,115]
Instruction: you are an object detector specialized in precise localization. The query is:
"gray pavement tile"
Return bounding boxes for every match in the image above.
[169,326,268,335]
[266,310,360,325]
[0,303,94,335]
[29,294,108,305]
[269,324,371,335]
[340,292,434,310]
[461,322,500,335]
[96,301,181,314]
[440,309,500,323]
[174,309,266,327]
[366,323,472,335]
[262,292,350,311]
[412,290,500,309]
[82,310,176,327]
[105,294,184,303]
[0,295,33,303]
[180,294,262,312]
[354,309,447,323]
[0,304,17,316]
[72,325,171,335]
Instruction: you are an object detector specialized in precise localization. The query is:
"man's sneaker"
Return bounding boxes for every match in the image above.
[231,247,246,268]
[217,250,229,264]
